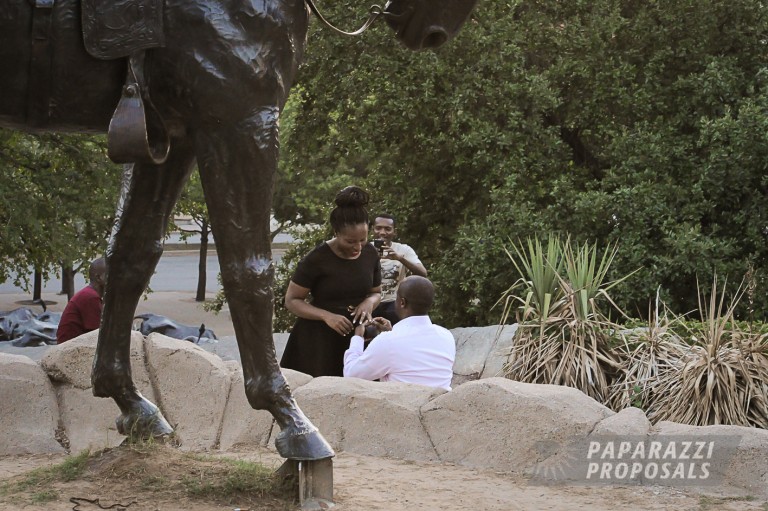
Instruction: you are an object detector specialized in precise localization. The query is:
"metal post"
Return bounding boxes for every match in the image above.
[277,457,334,510]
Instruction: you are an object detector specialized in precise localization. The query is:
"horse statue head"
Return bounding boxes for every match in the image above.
[383,0,479,50]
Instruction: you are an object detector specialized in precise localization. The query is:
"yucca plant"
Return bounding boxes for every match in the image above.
[560,238,632,322]
[648,277,768,428]
[739,331,768,427]
[608,290,687,411]
[495,236,565,328]
[501,237,628,403]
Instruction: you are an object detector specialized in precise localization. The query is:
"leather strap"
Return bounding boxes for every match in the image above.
[26,0,55,127]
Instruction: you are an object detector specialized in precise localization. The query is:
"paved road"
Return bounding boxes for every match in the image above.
[0,249,286,296]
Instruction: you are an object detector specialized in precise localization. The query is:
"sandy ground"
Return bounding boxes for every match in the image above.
[1,445,766,511]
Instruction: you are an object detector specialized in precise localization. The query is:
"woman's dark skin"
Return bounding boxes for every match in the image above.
[285,223,381,336]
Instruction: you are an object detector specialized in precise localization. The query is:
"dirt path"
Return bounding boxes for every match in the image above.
[1,446,764,511]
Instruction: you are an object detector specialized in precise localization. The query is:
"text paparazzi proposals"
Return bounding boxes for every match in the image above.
[530,435,740,487]
[586,439,714,481]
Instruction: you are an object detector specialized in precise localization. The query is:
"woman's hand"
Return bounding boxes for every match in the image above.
[347,304,373,328]
[323,313,354,336]
[349,290,380,326]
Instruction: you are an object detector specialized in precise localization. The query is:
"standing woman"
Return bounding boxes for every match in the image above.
[280,186,382,377]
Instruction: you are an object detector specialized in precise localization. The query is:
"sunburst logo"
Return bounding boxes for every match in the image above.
[529,440,581,484]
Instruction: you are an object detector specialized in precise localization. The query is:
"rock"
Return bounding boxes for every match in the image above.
[653,421,768,498]
[144,333,231,451]
[0,354,65,455]
[56,386,124,453]
[40,330,155,453]
[218,367,312,451]
[421,377,613,472]
[41,330,153,392]
[451,325,517,387]
[290,376,445,460]
[592,407,651,436]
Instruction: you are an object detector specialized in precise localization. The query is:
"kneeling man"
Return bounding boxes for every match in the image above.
[343,276,455,390]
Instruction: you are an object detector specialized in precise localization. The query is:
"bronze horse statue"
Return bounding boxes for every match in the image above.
[0,0,476,461]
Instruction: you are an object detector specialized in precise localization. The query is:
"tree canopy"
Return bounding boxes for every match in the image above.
[0,129,121,288]
[279,0,768,327]
[2,0,766,328]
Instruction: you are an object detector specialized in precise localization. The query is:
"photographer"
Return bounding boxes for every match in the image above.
[343,276,455,391]
[371,214,427,325]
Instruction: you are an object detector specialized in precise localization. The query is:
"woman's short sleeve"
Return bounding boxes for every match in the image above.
[291,248,320,289]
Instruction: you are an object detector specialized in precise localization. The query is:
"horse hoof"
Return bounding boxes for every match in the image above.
[115,400,174,440]
[275,427,335,460]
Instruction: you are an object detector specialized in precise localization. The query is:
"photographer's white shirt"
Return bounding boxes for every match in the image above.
[343,315,456,390]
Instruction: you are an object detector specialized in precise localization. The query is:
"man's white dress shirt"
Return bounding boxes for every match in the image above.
[343,315,456,390]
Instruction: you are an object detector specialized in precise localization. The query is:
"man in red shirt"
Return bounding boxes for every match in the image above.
[56,258,106,344]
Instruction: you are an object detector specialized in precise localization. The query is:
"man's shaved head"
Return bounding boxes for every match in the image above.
[397,276,434,316]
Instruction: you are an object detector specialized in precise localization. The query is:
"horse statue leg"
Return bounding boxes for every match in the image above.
[92,136,197,439]
[195,109,334,461]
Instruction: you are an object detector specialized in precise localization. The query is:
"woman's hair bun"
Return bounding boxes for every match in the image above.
[335,186,370,208]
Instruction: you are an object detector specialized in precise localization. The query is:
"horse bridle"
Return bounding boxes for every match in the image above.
[305,0,411,36]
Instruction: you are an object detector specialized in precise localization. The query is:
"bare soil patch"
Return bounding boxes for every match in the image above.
[1,445,766,511]
[0,444,292,511]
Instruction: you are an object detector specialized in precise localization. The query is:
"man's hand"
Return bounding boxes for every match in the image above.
[353,316,391,340]
[369,317,392,332]
[381,247,401,262]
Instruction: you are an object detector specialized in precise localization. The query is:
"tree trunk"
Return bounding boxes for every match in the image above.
[33,269,42,300]
[195,219,209,302]
[60,263,75,300]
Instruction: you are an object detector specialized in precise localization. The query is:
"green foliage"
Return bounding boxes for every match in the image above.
[497,236,564,326]
[280,0,768,327]
[608,292,689,411]
[0,129,121,287]
[500,241,768,427]
[561,239,634,321]
[647,278,768,427]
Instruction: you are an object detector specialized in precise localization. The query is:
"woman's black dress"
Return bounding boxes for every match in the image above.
[280,242,381,377]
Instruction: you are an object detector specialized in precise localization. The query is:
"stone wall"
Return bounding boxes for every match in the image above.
[1,330,766,499]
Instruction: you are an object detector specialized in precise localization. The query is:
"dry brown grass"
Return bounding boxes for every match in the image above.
[645,278,768,428]
[608,292,688,411]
